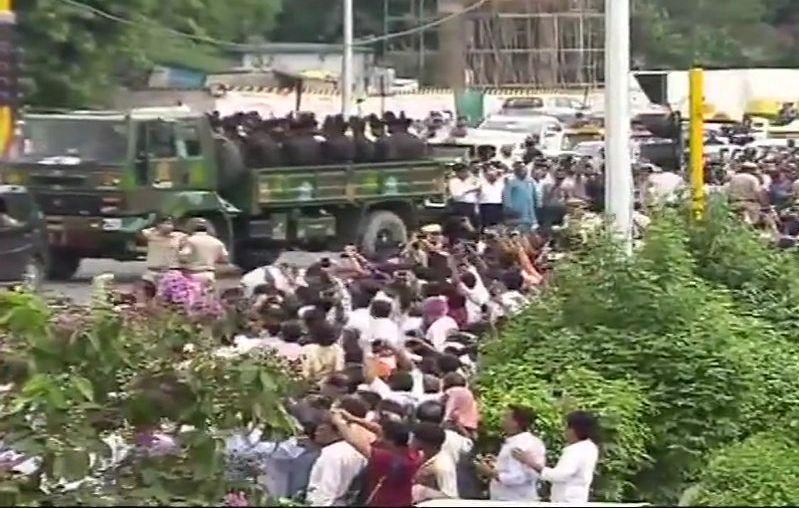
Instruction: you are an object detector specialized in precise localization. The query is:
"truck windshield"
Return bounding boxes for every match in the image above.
[13,119,129,164]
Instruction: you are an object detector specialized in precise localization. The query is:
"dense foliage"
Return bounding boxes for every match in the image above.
[0,290,298,505]
[478,206,799,505]
[691,432,799,505]
[18,0,282,107]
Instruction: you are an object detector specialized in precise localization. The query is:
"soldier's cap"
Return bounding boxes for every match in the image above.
[740,161,758,171]
[420,224,443,234]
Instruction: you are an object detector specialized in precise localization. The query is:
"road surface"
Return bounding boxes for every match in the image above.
[42,251,336,304]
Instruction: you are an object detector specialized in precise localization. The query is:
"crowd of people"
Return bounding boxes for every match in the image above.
[217,216,600,506]
[704,143,799,248]
[128,105,799,506]
[137,154,606,504]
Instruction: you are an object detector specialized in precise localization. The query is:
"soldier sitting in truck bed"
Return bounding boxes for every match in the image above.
[322,115,356,163]
[388,112,427,160]
[349,116,376,163]
[283,113,323,166]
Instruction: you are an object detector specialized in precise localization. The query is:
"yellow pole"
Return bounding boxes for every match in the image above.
[0,0,14,157]
[689,68,705,219]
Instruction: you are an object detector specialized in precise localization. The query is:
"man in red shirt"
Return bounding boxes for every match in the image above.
[330,409,423,506]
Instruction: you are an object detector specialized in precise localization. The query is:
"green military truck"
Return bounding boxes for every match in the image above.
[0,107,452,279]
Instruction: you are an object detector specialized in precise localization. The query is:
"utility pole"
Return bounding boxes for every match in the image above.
[0,0,15,156]
[342,0,354,116]
[689,68,705,219]
[604,0,633,252]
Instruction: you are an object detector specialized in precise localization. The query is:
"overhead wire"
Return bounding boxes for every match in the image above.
[54,0,490,49]
[352,0,490,45]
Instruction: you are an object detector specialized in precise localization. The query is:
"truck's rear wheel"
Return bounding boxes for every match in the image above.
[360,210,407,258]
[47,252,81,281]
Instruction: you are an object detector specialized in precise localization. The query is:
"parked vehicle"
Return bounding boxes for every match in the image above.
[476,114,566,155]
[0,185,48,290]
[501,95,590,124]
[1,108,452,279]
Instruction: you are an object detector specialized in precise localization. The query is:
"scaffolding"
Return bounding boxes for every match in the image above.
[382,0,605,88]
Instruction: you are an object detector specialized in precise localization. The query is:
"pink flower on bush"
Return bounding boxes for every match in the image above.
[135,431,179,457]
[156,271,203,308]
[224,491,250,507]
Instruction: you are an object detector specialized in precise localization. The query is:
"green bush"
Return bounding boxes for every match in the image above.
[0,291,299,505]
[690,432,799,506]
[478,365,652,502]
[479,210,799,503]
[687,198,799,340]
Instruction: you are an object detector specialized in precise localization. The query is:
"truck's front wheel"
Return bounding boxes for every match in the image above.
[47,252,81,281]
[360,210,407,258]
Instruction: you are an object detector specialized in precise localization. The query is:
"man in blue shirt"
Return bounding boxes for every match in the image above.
[502,162,539,233]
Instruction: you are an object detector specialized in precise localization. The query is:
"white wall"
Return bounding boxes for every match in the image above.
[241,52,371,93]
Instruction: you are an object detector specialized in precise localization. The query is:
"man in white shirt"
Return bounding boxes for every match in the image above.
[645,164,685,205]
[479,168,505,230]
[513,410,600,503]
[477,405,546,501]
[448,162,480,228]
[305,417,367,506]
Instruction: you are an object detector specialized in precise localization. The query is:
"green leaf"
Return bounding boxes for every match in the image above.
[72,376,94,402]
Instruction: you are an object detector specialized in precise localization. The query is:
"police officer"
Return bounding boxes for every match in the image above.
[179,218,229,288]
[141,216,186,286]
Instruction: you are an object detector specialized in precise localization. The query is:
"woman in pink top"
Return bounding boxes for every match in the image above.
[442,372,480,437]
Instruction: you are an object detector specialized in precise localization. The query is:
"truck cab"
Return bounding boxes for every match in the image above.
[0,107,232,279]
[1,107,451,278]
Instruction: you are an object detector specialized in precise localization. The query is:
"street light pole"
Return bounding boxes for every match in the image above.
[604,0,633,252]
[342,0,354,116]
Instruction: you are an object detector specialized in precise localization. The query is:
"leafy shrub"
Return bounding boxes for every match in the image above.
[690,432,799,506]
[0,291,298,505]
[479,210,799,503]
[687,198,799,340]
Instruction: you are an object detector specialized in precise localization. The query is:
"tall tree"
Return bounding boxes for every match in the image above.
[631,0,784,69]
[18,0,283,108]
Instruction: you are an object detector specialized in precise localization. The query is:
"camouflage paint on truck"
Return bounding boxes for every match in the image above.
[1,108,451,275]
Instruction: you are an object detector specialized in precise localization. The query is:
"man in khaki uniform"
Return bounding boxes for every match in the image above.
[726,161,764,224]
[179,218,229,287]
[141,216,186,285]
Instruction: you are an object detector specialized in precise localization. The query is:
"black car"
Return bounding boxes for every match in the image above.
[0,185,49,290]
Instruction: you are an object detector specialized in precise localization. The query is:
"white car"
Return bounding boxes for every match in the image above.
[477,114,566,155]
[501,95,590,124]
